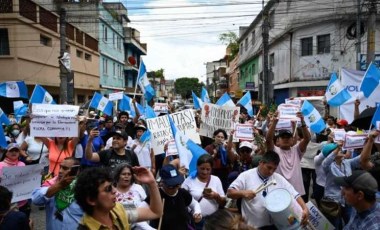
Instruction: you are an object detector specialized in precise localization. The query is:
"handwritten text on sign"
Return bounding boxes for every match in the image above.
[147,109,200,154]
[200,103,240,138]
[235,124,254,140]
[30,104,79,137]
[277,104,300,120]
[0,165,43,203]
[343,134,367,150]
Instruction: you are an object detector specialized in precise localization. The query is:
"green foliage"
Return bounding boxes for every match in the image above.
[219,31,239,61]
[174,78,204,99]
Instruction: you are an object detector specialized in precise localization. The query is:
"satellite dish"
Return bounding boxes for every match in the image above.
[128,56,136,66]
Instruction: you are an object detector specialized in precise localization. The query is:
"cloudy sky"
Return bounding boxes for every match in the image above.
[108,0,266,82]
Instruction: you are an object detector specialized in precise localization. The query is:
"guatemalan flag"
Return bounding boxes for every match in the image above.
[89,92,113,116]
[168,115,207,177]
[137,59,155,102]
[237,91,253,116]
[0,124,7,148]
[30,84,56,104]
[0,81,28,98]
[13,101,28,122]
[371,104,380,127]
[201,87,210,103]
[144,105,157,119]
[360,62,380,98]
[139,129,151,144]
[119,94,132,112]
[192,91,203,110]
[325,73,352,107]
[301,100,325,133]
[216,92,235,107]
[0,107,10,125]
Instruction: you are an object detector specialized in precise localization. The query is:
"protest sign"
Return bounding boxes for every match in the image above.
[306,202,334,230]
[285,98,302,107]
[343,134,367,149]
[275,119,292,130]
[331,129,346,141]
[108,92,123,101]
[0,165,43,203]
[166,140,178,156]
[154,103,169,114]
[147,109,200,154]
[235,124,253,140]
[277,104,300,120]
[30,104,79,137]
[377,121,380,131]
[200,103,240,138]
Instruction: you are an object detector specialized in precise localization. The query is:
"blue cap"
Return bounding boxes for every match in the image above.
[159,164,184,186]
[322,143,338,157]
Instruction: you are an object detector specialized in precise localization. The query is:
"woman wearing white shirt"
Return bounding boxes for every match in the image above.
[182,154,226,230]
[20,136,49,165]
[132,125,156,175]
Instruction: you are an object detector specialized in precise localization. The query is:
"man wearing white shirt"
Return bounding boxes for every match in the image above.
[227,150,309,229]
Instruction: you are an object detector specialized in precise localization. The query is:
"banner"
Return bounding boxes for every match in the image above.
[199,103,240,138]
[340,68,380,123]
[331,128,346,141]
[146,109,200,154]
[166,140,178,156]
[108,92,123,101]
[306,202,334,230]
[154,103,169,114]
[343,134,367,150]
[234,124,253,140]
[277,104,300,120]
[30,104,79,137]
[285,98,302,107]
[275,119,292,130]
[0,165,43,203]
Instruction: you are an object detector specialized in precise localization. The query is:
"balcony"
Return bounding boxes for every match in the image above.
[124,27,147,55]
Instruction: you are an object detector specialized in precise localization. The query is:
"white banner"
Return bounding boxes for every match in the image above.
[275,119,292,130]
[30,104,79,137]
[199,103,240,138]
[340,68,380,123]
[0,165,43,203]
[108,92,123,101]
[277,104,300,120]
[154,103,169,114]
[285,98,302,107]
[331,128,346,141]
[306,202,334,230]
[234,124,253,140]
[146,109,200,155]
[166,140,178,156]
[343,134,367,150]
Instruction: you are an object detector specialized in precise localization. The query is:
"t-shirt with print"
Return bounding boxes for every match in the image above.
[98,149,139,169]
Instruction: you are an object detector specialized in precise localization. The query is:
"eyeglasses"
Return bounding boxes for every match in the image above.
[104,184,114,193]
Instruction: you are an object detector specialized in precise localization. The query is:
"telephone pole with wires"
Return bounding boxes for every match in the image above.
[366,0,377,65]
[59,8,68,104]
[261,0,270,105]
[356,0,362,70]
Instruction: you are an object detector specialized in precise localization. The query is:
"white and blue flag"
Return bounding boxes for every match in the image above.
[89,92,113,116]
[192,91,203,110]
[140,130,151,144]
[201,87,210,103]
[0,124,7,148]
[13,100,28,122]
[0,107,10,125]
[168,115,207,178]
[325,73,352,107]
[30,84,56,104]
[216,92,235,107]
[137,59,155,102]
[360,62,380,98]
[0,81,28,98]
[301,100,325,133]
[145,105,157,119]
[119,94,132,112]
[237,92,253,116]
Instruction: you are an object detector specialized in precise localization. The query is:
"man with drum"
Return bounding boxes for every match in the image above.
[227,150,309,229]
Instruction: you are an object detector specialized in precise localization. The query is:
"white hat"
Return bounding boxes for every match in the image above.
[239,141,253,149]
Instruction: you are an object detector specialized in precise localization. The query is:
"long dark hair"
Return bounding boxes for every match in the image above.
[113,163,134,185]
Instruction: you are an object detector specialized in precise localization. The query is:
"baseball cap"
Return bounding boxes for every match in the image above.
[159,164,184,187]
[334,170,378,195]
[7,143,20,151]
[321,143,338,157]
[110,130,129,140]
[134,125,147,131]
[239,141,253,150]
[336,119,348,127]
[277,129,293,138]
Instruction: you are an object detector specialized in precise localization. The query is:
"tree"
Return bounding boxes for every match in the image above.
[219,31,239,60]
[174,78,204,99]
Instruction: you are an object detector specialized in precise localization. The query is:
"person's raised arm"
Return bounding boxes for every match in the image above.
[84,128,100,162]
[266,112,278,151]
[226,130,237,162]
[354,99,360,121]
[132,98,141,124]
[297,112,311,153]
[227,188,256,200]
[360,130,379,170]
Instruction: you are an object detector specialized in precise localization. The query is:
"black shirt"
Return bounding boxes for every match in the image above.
[98,149,139,169]
[0,210,29,230]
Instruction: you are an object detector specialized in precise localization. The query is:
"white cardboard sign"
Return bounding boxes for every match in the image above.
[306,201,334,230]
[343,134,367,149]
[331,128,346,141]
[277,104,300,120]
[275,119,292,130]
[235,124,254,140]
[166,140,178,156]
[108,92,123,101]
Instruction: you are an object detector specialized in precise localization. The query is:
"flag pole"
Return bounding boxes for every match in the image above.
[134,57,142,100]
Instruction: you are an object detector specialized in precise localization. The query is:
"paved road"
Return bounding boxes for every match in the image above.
[30,204,46,230]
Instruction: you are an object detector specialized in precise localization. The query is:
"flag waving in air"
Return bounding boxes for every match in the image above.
[0,107,10,125]
[201,87,210,103]
[360,62,380,98]
[136,59,155,102]
[89,92,113,116]
[237,92,253,116]
[30,84,56,104]
[13,100,28,122]
[192,91,203,110]
[301,100,325,133]
[0,81,28,98]
[216,92,235,107]
[325,73,352,106]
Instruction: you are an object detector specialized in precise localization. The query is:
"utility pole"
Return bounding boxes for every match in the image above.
[366,0,377,65]
[59,8,67,104]
[261,0,270,105]
[356,0,362,70]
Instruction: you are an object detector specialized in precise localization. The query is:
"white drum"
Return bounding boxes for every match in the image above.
[264,188,301,230]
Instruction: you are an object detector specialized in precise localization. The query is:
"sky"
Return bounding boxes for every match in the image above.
[106,0,266,82]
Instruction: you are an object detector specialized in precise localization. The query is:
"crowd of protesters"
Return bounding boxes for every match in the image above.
[0,98,379,230]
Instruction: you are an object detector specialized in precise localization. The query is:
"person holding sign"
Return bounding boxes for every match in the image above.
[31,157,82,230]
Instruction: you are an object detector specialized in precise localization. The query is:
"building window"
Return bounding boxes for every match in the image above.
[317,34,330,54]
[103,58,108,75]
[245,38,248,51]
[269,10,275,29]
[66,45,70,53]
[103,25,108,41]
[269,53,275,67]
[40,35,52,46]
[251,30,255,45]
[113,33,115,48]
[85,53,91,61]
[117,37,121,50]
[252,63,256,74]
[0,28,10,55]
[77,95,85,104]
[76,49,83,58]
[113,63,116,77]
[301,37,313,56]
[240,43,243,54]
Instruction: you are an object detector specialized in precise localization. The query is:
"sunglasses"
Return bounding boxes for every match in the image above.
[104,184,114,193]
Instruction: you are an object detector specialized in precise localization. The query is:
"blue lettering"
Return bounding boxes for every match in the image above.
[346,85,358,92]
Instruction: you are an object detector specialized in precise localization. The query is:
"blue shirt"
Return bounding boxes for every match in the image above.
[31,186,83,230]
[344,202,380,230]
[79,134,103,166]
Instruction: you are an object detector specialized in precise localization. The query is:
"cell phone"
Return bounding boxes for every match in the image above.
[69,165,80,176]
[203,187,212,194]
[86,119,99,130]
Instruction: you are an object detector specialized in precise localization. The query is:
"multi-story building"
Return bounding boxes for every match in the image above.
[238,0,380,105]
[205,59,227,99]
[0,0,99,107]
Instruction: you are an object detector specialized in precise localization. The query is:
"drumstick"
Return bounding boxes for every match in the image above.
[158,198,165,230]
[254,179,277,194]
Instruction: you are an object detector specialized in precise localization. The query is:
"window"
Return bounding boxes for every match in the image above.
[301,37,313,56]
[113,33,115,48]
[76,49,83,58]
[317,34,330,54]
[113,63,116,77]
[269,53,275,67]
[269,10,275,29]
[77,95,85,104]
[117,37,121,50]
[103,25,108,41]
[251,30,256,45]
[103,58,108,75]
[252,63,256,74]
[245,38,248,51]
[240,43,243,54]
[40,35,52,46]
[66,45,70,53]
[0,29,10,55]
[85,53,91,61]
